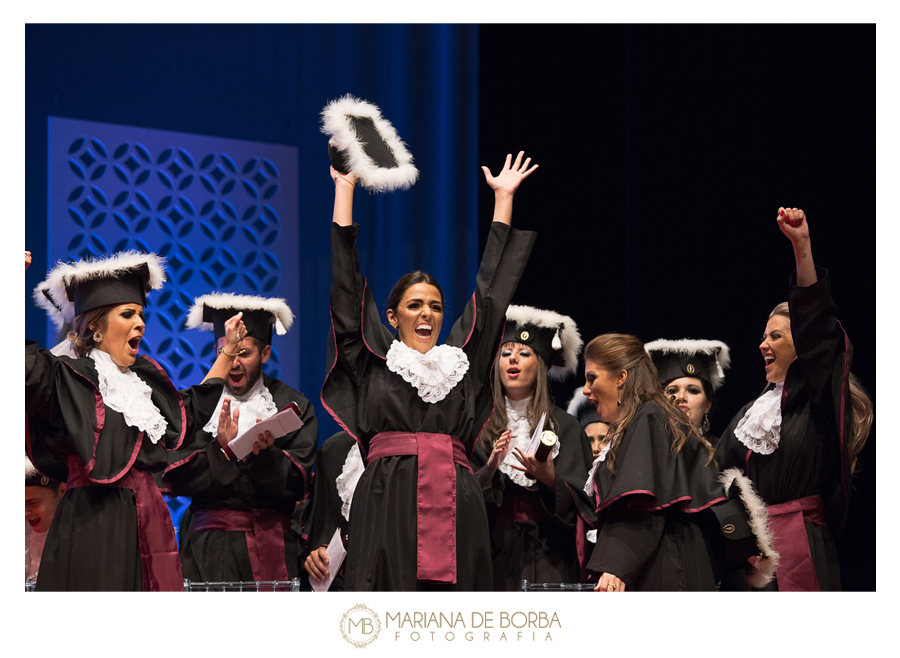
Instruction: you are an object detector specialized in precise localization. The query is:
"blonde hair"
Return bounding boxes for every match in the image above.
[481,343,555,455]
[769,302,873,474]
[584,333,711,475]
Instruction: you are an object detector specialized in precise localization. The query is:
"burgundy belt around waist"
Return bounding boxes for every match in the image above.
[193,508,291,582]
[767,494,827,591]
[367,431,473,584]
[494,495,550,524]
[66,455,183,592]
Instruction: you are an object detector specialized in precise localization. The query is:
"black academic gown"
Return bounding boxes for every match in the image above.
[322,221,536,591]
[587,401,725,591]
[163,374,317,583]
[25,342,222,591]
[715,268,852,591]
[472,407,596,590]
[298,431,357,591]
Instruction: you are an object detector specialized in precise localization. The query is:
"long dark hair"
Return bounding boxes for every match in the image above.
[69,305,115,358]
[481,343,556,455]
[584,333,711,475]
[386,271,444,316]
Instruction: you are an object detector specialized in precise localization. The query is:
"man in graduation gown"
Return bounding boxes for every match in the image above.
[164,293,318,584]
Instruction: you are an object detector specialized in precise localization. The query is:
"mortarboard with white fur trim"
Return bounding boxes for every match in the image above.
[25,455,60,488]
[501,305,583,380]
[321,94,419,193]
[566,388,606,429]
[44,251,166,322]
[32,279,71,331]
[186,292,293,345]
[643,338,731,392]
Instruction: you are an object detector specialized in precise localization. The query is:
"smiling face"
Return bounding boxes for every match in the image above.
[25,485,65,534]
[760,315,796,384]
[583,359,626,424]
[217,336,270,396]
[585,420,611,458]
[498,342,540,401]
[663,376,712,431]
[386,282,444,354]
[92,303,145,367]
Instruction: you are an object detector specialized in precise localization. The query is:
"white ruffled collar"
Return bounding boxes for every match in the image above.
[385,340,469,404]
[202,375,279,438]
[734,383,784,455]
[90,349,167,443]
[584,434,615,497]
[500,396,560,488]
[336,442,364,522]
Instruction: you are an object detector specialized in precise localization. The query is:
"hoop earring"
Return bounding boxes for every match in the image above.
[702,413,710,434]
[92,331,104,344]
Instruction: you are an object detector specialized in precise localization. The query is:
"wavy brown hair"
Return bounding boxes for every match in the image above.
[480,343,556,455]
[769,302,873,474]
[584,333,711,475]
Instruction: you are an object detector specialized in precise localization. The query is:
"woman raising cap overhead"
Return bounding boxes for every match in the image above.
[472,304,595,590]
[322,151,538,591]
[715,207,873,591]
[644,338,731,444]
[25,250,245,590]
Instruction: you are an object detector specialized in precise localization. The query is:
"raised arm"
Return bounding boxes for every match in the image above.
[777,206,816,287]
[481,151,539,226]
[201,312,247,384]
[331,165,357,227]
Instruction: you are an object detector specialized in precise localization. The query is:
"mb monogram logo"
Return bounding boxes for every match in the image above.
[340,604,382,648]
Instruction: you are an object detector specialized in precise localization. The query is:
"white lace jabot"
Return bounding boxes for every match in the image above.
[336,443,364,522]
[500,397,560,489]
[90,349,167,443]
[202,375,279,439]
[734,383,784,455]
[385,340,469,404]
[583,435,615,497]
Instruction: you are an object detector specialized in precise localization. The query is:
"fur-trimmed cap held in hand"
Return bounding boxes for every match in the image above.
[44,251,167,322]
[321,94,419,193]
[644,338,731,392]
[502,305,583,381]
[186,292,294,345]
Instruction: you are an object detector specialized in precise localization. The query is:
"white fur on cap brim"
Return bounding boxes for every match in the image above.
[321,94,419,193]
[644,338,731,390]
[186,292,294,336]
[505,304,583,380]
[32,280,71,331]
[719,467,780,588]
[566,388,591,417]
[25,455,40,480]
[44,251,167,324]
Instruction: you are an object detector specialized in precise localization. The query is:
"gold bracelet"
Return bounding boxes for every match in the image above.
[219,346,244,357]
[334,173,355,188]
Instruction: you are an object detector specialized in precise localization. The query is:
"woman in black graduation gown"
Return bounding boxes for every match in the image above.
[715,207,873,591]
[322,152,538,591]
[24,250,246,590]
[471,305,596,590]
[582,333,727,591]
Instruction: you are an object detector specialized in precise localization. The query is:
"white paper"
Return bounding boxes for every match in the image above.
[226,405,303,460]
[526,412,547,456]
[311,526,346,592]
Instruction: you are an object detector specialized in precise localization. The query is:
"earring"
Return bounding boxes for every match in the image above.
[702,413,710,434]
[92,330,104,344]
[617,390,622,408]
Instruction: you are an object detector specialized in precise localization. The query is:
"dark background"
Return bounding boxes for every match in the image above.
[478,24,875,590]
[25,24,875,590]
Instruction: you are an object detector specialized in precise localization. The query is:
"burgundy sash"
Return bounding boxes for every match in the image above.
[767,494,827,591]
[66,455,183,591]
[494,495,549,523]
[193,508,291,582]
[367,431,472,584]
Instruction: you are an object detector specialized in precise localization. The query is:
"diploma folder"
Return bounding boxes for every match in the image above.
[226,402,304,460]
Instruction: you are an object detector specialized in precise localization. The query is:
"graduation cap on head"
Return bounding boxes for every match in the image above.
[25,455,60,489]
[33,279,72,332]
[320,94,419,193]
[44,251,167,323]
[501,305,583,381]
[186,292,294,346]
[566,388,606,429]
[643,338,731,392]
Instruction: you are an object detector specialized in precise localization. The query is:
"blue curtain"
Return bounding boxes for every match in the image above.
[26,24,480,444]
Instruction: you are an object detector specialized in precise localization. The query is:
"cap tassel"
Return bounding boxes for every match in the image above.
[716,352,725,379]
[551,327,562,351]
